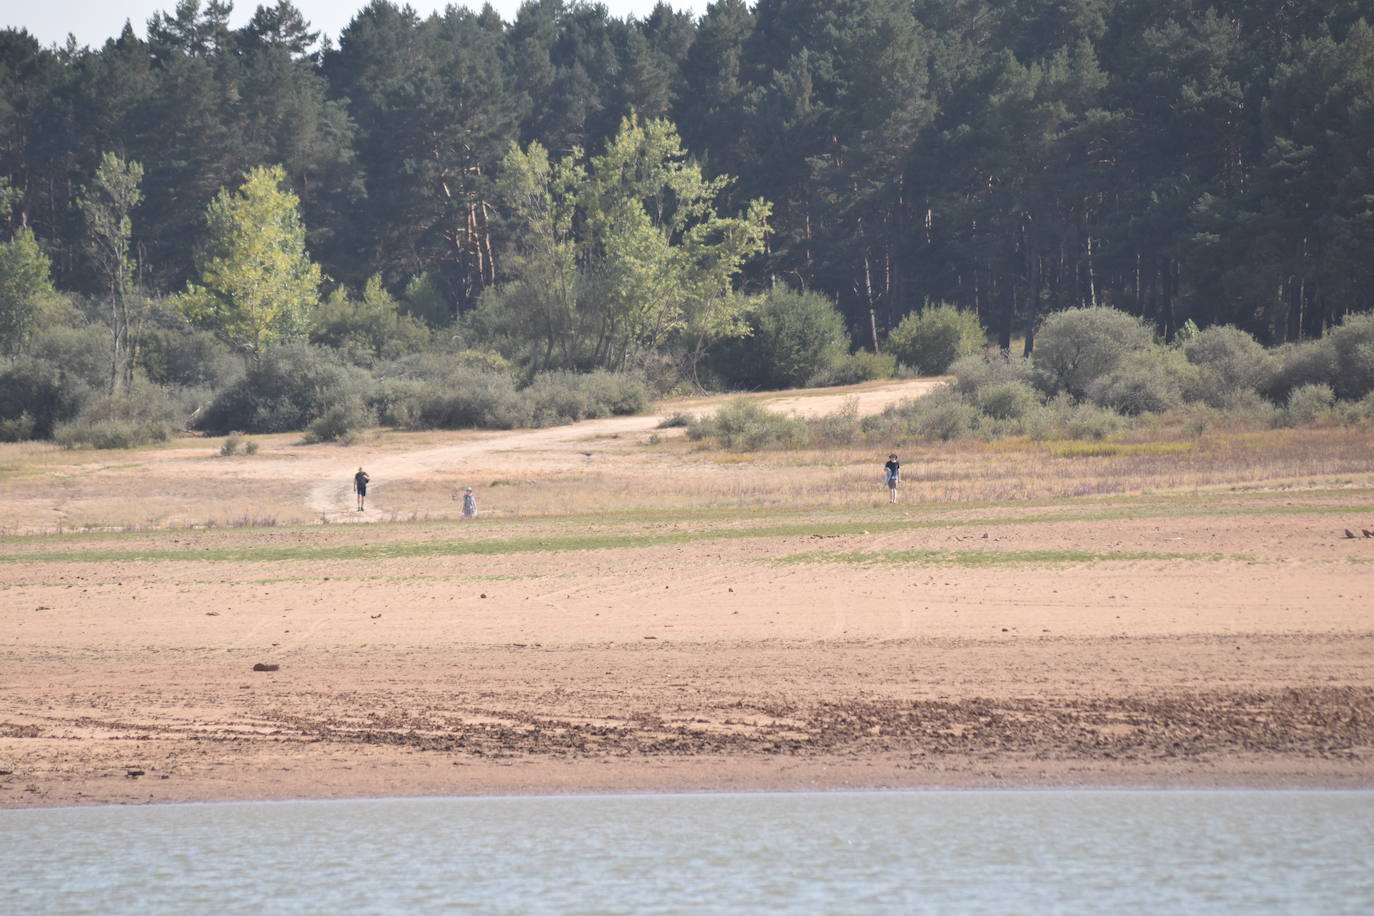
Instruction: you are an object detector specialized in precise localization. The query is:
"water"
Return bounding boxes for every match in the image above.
[2,791,1371,914]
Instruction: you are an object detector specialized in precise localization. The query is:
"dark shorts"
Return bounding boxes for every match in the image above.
[356,483,367,496]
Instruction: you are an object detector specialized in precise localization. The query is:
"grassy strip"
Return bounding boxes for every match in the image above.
[3,482,1369,547]
[769,548,1255,568]
[0,499,1358,565]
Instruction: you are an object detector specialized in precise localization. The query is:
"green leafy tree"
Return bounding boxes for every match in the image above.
[580,115,770,371]
[492,116,770,375]
[179,165,321,361]
[0,226,56,356]
[78,152,144,392]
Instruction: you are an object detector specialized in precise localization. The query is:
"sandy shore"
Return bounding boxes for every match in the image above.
[2,380,1372,807]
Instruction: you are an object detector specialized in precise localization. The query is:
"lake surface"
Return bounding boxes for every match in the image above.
[3,791,1371,914]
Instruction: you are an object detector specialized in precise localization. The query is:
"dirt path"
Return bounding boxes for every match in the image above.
[306,378,942,521]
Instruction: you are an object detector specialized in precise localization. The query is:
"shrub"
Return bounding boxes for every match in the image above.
[708,287,850,390]
[977,381,1040,420]
[524,372,594,425]
[221,432,243,456]
[0,357,91,439]
[561,370,649,416]
[887,304,986,375]
[415,368,529,429]
[702,399,807,450]
[1339,391,1374,425]
[808,349,896,387]
[137,325,240,389]
[304,399,376,444]
[309,276,432,366]
[1055,401,1126,441]
[1090,349,1195,415]
[1031,307,1154,399]
[53,418,172,450]
[814,398,861,444]
[50,378,184,449]
[863,386,979,442]
[916,398,979,440]
[1183,325,1274,407]
[1328,313,1374,402]
[28,323,112,389]
[196,343,372,433]
[0,412,36,442]
[950,352,1035,398]
[1266,339,1337,404]
[1283,383,1336,425]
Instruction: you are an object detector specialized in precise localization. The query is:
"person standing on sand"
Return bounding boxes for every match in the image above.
[884,453,901,503]
[354,467,370,512]
[462,486,477,518]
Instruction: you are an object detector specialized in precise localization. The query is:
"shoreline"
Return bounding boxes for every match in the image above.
[8,753,1373,810]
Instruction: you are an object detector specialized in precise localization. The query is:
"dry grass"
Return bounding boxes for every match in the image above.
[0,407,1370,534]
[405,425,1374,519]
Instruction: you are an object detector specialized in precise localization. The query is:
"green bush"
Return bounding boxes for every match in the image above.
[304,400,376,444]
[916,398,980,440]
[950,352,1035,398]
[1328,313,1374,402]
[808,349,896,387]
[416,368,529,429]
[1266,339,1337,404]
[0,412,36,442]
[708,287,850,390]
[50,378,186,449]
[1052,399,1126,440]
[863,387,979,442]
[887,304,986,375]
[196,343,372,433]
[1091,349,1195,415]
[28,324,112,389]
[700,399,808,450]
[309,276,432,367]
[0,357,91,439]
[53,418,172,450]
[1031,307,1154,399]
[977,381,1040,420]
[1283,383,1336,425]
[559,370,650,416]
[137,325,241,389]
[1183,325,1274,407]
[1339,391,1374,425]
[814,398,861,444]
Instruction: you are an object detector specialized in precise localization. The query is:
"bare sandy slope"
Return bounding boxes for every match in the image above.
[2,378,1373,807]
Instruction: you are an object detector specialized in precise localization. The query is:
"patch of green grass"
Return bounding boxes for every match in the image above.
[1,488,1369,565]
[769,548,1256,568]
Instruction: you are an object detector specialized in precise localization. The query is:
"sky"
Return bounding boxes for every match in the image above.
[5,0,710,49]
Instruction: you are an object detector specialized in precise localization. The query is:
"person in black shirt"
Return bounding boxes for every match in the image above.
[354,467,370,512]
[884,453,900,503]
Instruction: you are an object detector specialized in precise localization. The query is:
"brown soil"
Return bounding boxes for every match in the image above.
[2,378,1372,807]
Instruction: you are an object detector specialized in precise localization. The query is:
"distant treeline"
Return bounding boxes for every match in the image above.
[3,0,1373,348]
